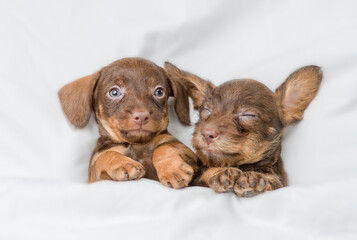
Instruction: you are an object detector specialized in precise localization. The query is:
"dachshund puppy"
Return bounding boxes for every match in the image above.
[165,62,322,196]
[59,58,197,188]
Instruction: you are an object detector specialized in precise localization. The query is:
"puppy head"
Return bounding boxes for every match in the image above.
[59,58,190,144]
[165,62,322,167]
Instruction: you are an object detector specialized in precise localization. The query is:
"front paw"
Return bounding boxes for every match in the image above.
[109,161,146,181]
[153,144,196,189]
[90,153,146,182]
[234,172,272,197]
[157,161,194,189]
[207,168,241,193]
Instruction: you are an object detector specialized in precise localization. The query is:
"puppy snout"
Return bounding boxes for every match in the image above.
[202,128,218,144]
[132,110,150,125]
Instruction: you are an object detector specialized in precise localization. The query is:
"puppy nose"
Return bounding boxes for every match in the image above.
[202,128,218,144]
[132,110,150,125]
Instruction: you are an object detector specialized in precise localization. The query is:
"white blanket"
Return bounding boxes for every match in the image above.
[1,0,356,239]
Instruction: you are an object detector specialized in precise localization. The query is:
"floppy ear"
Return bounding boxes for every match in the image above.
[164,62,215,111]
[165,69,191,126]
[275,65,322,126]
[58,72,100,128]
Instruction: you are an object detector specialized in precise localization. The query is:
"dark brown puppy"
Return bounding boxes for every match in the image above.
[165,62,322,197]
[59,58,197,188]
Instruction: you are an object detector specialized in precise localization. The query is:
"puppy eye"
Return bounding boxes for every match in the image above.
[235,111,258,119]
[109,87,122,98]
[200,108,211,119]
[153,87,165,98]
[235,112,258,125]
[241,114,257,118]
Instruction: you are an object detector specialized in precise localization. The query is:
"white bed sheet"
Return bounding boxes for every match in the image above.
[0,0,356,239]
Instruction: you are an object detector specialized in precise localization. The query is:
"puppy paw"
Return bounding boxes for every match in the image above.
[156,161,194,189]
[160,162,194,189]
[109,161,146,181]
[207,168,241,193]
[153,144,196,189]
[234,172,272,197]
[89,151,146,182]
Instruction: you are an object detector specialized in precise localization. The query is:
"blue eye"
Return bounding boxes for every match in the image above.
[109,87,121,98]
[153,87,164,97]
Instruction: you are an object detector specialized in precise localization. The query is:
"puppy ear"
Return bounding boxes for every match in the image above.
[58,72,100,128]
[165,69,191,126]
[275,65,322,126]
[164,62,215,111]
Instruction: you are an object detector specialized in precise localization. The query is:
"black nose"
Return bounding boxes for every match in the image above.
[132,110,150,125]
[202,128,219,144]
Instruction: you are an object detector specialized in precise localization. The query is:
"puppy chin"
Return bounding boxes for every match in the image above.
[195,144,219,161]
[195,143,241,166]
[193,137,222,157]
[199,146,220,155]
[121,130,156,143]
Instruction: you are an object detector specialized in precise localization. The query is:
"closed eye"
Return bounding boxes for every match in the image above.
[235,112,258,118]
[235,112,259,129]
[241,114,257,118]
[200,107,211,119]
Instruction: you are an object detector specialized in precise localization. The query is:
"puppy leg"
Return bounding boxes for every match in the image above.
[153,142,197,189]
[233,171,283,197]
[89,150,145,183]
[200,167,241,193]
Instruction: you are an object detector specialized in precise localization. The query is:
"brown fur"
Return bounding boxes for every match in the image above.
[89,149,145,183]
[153,142,197,188]
[58,73,99,128]
[165,62,322,197]
[59,58,197,188]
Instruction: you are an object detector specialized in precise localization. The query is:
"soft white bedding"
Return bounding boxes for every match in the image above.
[0,0,356,239]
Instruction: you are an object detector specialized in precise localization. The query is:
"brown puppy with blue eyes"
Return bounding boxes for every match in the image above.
[59,58,197,188]
[165,62,322,197]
